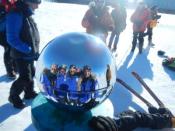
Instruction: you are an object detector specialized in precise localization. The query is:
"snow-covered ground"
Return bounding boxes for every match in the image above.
[0,1,175,131]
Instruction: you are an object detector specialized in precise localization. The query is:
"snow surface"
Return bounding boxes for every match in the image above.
[0,1,175,131]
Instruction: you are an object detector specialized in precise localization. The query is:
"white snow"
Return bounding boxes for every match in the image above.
[0,1,175,131]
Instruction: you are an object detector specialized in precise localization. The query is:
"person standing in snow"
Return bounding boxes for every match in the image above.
[81,0,114,43]
[0,4,17,79]
[145,6,161,46]
[108,2,127,52]
[7,0,41,109]
[130,2,150,54]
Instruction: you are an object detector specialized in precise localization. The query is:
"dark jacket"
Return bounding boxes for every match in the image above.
[111,6,127,33]
[6,1,40,60]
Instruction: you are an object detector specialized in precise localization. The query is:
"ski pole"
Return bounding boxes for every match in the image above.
[131,71,165,108]
[116,78,153,107]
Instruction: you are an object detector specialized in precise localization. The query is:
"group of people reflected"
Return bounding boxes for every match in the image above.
[40,64,111,107]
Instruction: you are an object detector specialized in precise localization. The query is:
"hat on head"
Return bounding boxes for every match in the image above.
[83,65,91,71]
[24,0,41,4]
[59,64,67,70]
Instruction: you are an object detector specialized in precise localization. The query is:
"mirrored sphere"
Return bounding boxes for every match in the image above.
[36,32,116,112]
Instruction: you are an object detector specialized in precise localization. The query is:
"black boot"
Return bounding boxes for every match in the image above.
[8,95,26,109]
[24,81,38,99]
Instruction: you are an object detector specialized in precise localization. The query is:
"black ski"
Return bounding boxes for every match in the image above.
[116,78,153,107]
[131,71,165,108]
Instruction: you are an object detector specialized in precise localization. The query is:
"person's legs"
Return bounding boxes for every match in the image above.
[9,59,27,109]
[9,59,37,108]
[112,32,120,51]
[23,60,38,99]
[3,45,16,78]
[108,31,115,49]
[147,27,153,45]
[131,32,138,52]
[138,32,144,54]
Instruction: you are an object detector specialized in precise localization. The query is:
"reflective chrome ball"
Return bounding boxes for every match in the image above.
[36,32,116,112]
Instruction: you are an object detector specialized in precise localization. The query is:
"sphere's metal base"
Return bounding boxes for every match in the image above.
[31,93,114,131]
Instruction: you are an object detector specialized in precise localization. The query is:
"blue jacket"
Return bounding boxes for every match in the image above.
[6,1,40,60]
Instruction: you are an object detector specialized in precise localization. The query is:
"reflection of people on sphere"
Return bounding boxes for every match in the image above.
[67,65,79,91]
[77,65,98,104]
[106,64,111,87]
[40,64,58,96]
[79,65,98,92]
[56,64,68,90]
[82,0,114,42]
[89,107,175,131]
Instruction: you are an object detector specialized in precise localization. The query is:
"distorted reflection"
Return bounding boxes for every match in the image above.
[40,64,113,108]
[36,32,116,111]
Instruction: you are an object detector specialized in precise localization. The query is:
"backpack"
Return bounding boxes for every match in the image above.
[162,57,175,71]
[0,0,15,46]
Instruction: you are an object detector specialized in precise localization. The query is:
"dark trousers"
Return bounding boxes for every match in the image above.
[116,108,172,131]
[9,59,35,102]
[3,45,16,74]
[108,31,120,50]
[147,26,153,41]
[131,32,144,53]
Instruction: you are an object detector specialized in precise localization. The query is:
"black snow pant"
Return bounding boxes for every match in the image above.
[9,59,35,103]
[147,26,153,42]
[3,45,17,74]
[108,31,120,50]
[131,32,144,54]
[0,32,16,74]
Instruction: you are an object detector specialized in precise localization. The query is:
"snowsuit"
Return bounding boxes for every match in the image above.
[108,6,127,51]
[82,6,114,43]
[130,7,150,53]
[7,1,40,107]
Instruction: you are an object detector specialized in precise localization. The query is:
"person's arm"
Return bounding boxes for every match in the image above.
[89,109,175,131]
[6,12,31,54]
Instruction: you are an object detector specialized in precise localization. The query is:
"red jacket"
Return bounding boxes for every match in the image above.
[130,8,150,32]
[82,6,114,36]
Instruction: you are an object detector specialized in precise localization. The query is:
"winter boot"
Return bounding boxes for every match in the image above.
[24,81,38,99]
[8,95,25,109]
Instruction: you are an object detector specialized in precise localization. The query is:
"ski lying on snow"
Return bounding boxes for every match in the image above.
[131,71,165,108]
[116,78,153,107]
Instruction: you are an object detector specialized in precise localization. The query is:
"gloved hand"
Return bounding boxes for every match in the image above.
[88,116,118,131]
[158,107,174,117]
[148,106,159,114]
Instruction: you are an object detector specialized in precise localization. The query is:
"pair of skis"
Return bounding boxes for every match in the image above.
[116,71,165,109]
